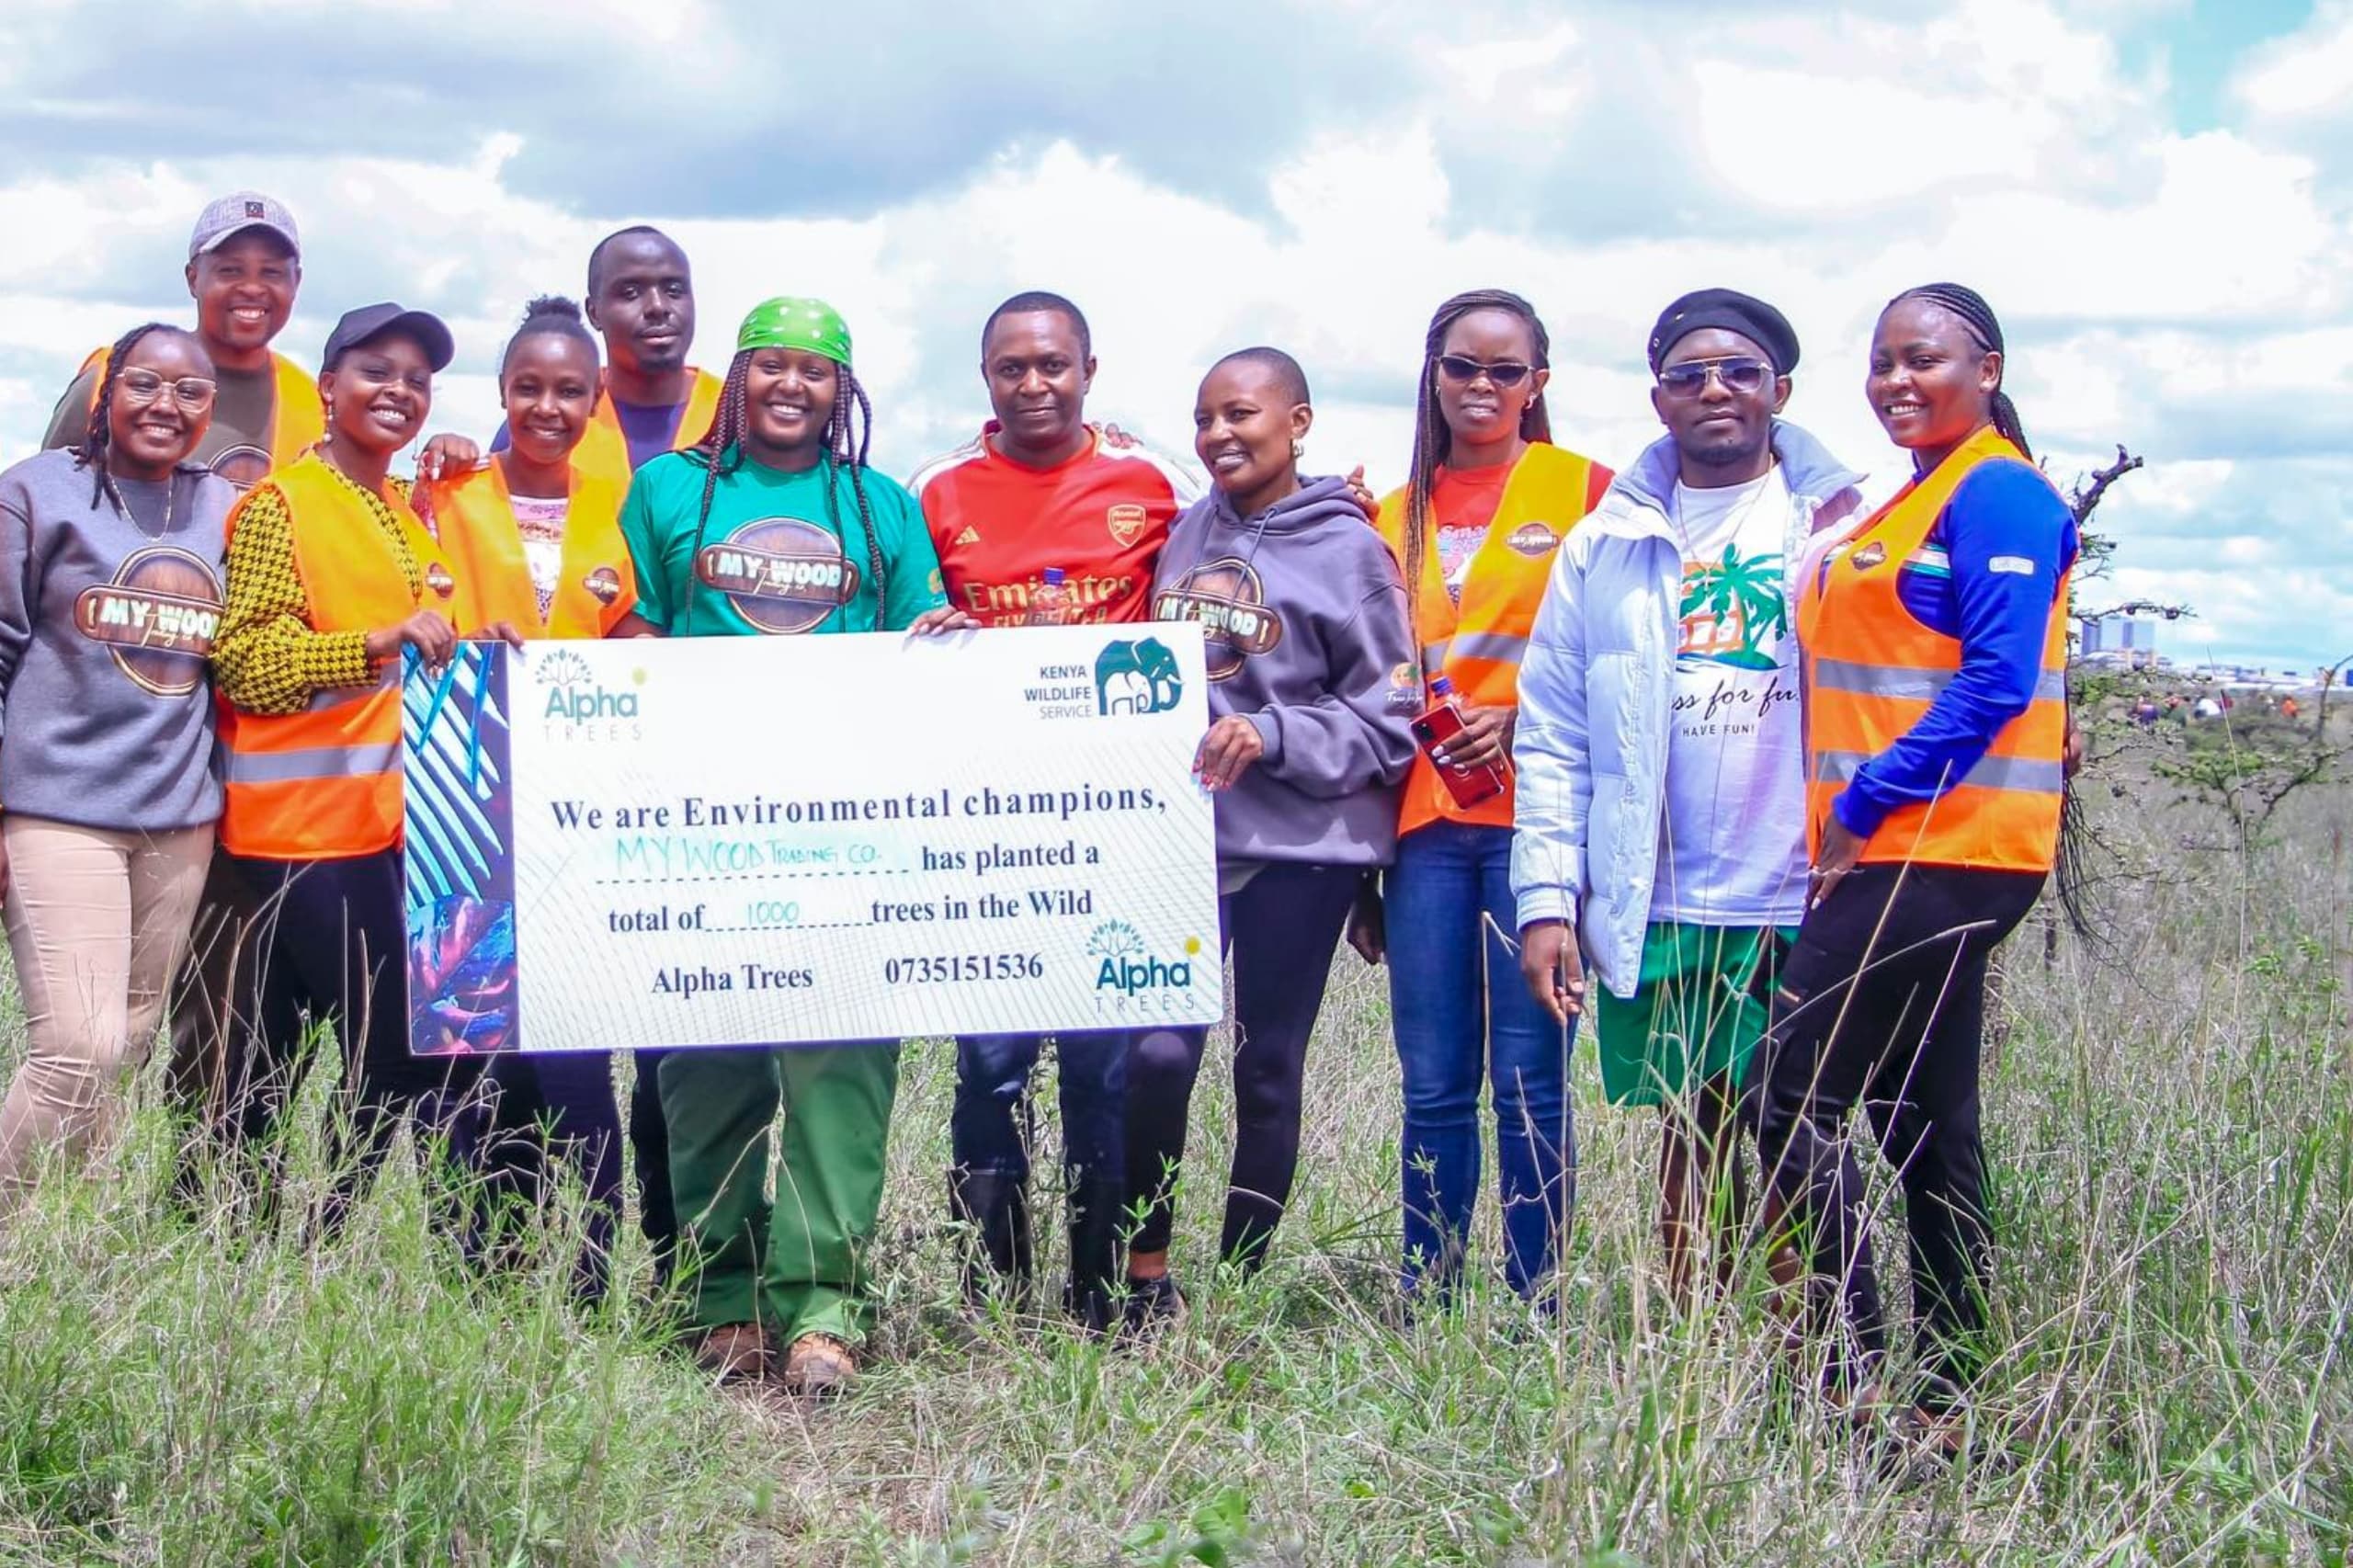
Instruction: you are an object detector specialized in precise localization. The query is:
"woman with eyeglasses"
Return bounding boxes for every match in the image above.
[1357,290,1611,1310]
[0,324,235,1211]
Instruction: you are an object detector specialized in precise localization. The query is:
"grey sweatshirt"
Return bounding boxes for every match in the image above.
[0,449,234,831]
[1153,473,1416,867]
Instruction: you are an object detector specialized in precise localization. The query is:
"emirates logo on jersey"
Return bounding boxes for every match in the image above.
[1107,503,1147,548]
[1505,522,1560,559]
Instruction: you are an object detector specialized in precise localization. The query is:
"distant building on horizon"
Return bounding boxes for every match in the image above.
[2080,614,2160,669]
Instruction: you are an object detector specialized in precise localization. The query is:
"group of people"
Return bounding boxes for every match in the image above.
[0,190,2078,1448]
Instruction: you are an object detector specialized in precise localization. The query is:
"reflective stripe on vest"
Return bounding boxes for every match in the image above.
[1449,630,1529,665]
[1812,749,2064,794]
[216,454,460,859]
[1373,442,1611,835]
[1810,656,2067,705]
[223,739,403,784]
[1797,426,2070,873]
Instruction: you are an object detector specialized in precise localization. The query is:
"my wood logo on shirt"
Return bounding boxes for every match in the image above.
[1504,522,1562,558]
[73,545,223,698]
[1152,557,1283,681]
[696,516,860,634]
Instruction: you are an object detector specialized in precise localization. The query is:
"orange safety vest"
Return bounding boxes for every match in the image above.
[80,346,323,473]
[1798,426,2069,872]
[421,460,636,640]
[1374,442,1611,832]
[568,369,724,489]
[217,454,463,861]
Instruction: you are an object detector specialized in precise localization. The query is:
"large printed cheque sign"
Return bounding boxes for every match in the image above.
[400,626,1222,1053]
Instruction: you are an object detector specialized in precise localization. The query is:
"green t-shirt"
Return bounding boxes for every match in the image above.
[619,447,946,637]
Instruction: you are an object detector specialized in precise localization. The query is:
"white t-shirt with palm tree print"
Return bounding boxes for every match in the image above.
[1652,462,1811,926]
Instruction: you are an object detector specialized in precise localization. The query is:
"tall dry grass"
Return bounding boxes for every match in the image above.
[0,776,2343,1564]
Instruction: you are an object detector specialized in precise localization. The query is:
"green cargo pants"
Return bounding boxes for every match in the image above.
[660,1041,902,1344]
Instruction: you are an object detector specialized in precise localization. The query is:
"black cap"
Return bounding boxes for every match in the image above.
[1647,289,1800,375]
[322,302,456,373]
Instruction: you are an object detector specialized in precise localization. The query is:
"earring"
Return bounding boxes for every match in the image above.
[1291,438,1305,460]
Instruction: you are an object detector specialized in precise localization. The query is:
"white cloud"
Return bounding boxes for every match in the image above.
[0,0,2344,667]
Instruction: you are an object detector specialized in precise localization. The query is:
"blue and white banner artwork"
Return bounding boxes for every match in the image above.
[401,626,1222,1054]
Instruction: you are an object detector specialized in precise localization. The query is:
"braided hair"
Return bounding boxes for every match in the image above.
[682,348,889,628]
[76,322,199,510]
[1890,282,2030,460]
[1400,290,1553,649]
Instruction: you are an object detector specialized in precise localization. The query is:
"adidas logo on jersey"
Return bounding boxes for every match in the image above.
[954,526,982,547]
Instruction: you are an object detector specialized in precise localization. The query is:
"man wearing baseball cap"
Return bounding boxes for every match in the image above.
[1514,287,1870,1301]
[44,190,321,491]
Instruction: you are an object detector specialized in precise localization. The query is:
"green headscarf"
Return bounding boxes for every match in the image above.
[735,296,852,366]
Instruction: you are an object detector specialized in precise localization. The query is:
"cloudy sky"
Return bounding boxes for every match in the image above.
[1,0,2345,669]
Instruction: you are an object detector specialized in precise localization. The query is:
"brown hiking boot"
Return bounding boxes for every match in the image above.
[690,1322,771,1385]
[782,1333,858,1397]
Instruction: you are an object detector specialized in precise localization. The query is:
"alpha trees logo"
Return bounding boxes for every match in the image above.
[535,647,643,723]
[1094,637,1183,716]
[1088,919,1199,994]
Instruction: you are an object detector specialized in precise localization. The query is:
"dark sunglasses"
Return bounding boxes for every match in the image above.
[1434,355,1535,389]
[1656,357,1774,397]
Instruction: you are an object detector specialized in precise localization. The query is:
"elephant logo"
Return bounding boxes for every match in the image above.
[1094,637,1183,717]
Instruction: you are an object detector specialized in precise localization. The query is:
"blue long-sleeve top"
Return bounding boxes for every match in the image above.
[1833,458,2078,838]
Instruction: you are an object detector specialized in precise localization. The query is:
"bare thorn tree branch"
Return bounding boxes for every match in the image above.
[2071,444,2145,526]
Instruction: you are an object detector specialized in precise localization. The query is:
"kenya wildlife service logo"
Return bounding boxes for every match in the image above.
[1151,556,1282,682]
[1094,637,1183,716]
[696,516,859,634]
[73,545,223,697]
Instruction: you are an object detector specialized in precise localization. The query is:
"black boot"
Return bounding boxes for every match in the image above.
[948,1168,1033,1310]
[1063,1179,1126,1336]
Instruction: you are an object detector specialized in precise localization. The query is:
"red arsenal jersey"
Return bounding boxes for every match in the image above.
[911,423,1199,626]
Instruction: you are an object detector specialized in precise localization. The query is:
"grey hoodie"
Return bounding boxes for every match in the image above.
[1152,473,1416,867]
[0,448,234,832]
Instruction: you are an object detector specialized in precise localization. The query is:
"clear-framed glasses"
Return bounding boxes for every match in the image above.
[118,369,219,412]
[1656,357,1773,398]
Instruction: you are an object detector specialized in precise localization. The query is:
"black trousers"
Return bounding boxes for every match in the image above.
[1754,862,2043,1401]
[451,1049,624,1301]
[1124,862,1363,1271]
[175,848,485,1230]
[629,1049,679,1281]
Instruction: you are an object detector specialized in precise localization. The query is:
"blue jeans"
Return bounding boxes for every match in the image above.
[1385,821,1574,1300]
[950,1030,1128,1186]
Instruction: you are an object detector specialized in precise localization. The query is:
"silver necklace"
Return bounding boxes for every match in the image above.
[110,468,176,542]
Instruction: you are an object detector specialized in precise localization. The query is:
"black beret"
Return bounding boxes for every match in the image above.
[1647,289,1800,375]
